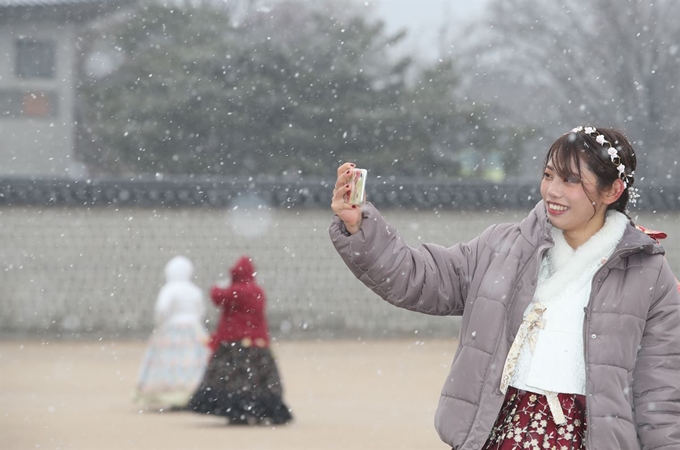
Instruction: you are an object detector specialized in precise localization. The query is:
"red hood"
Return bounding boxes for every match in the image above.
[231,256,256,283]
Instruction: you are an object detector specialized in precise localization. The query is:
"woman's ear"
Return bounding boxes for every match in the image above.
[603,179,625,205]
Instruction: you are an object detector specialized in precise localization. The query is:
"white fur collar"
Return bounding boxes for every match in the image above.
[535,210,629,303]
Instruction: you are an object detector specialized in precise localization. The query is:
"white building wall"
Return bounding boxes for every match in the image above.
[0,20,86,178]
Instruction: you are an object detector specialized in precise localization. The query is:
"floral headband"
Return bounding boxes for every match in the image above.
[570,126,640,206]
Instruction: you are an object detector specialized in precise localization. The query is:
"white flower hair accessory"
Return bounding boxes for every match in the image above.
[570,126,639,206]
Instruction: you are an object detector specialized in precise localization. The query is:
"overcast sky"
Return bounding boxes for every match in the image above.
[372,0,489,61]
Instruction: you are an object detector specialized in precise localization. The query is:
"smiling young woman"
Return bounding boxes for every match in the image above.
[329,126,679,450]
[540,127,633,249]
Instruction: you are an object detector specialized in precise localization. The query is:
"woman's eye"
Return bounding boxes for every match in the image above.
[542,172,552,179]
[565,177,580,184]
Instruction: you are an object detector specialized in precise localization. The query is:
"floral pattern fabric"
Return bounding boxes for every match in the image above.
[499,303,566,424]
[499,303,546,394]
[483,387,587,450]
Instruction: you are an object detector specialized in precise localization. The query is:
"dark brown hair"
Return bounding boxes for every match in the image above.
[543,127,637,214]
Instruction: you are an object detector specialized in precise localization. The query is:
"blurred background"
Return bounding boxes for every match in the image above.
[1,1,679,448]
[1,0,678,340]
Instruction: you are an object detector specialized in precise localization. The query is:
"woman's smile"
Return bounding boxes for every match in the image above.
[546,201,570,214]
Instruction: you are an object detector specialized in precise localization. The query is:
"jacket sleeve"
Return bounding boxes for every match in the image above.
[633,258,680,449]
[211,284,236,307]
[328,202,492,316]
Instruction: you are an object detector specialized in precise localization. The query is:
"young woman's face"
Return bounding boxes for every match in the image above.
[540,158,609,247]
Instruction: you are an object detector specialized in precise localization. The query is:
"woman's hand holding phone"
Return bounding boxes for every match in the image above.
[331,162,366,234]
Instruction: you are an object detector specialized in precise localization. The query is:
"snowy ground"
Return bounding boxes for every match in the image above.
[1,339,456,450]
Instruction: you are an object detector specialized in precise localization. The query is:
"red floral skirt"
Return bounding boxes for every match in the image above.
[482,387,587,450]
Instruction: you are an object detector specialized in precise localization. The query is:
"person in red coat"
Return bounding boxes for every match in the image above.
[207,255,271,351]
[188,256,293,425]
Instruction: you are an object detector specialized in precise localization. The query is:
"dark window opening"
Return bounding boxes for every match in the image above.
[16,39,55,79]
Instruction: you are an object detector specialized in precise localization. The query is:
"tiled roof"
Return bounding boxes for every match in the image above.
[1,177,679,211]
[0,0,120,7]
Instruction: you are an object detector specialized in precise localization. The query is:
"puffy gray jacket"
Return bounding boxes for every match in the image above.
[329,201,680,450]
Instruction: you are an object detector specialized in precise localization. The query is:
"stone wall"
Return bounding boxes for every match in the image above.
[2,205,678,340]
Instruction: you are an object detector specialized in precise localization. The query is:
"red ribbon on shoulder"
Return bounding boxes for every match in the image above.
[636,225,680,292]
[636,225,668,243]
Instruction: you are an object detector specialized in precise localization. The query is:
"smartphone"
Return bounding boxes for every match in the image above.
[345,168,367,205]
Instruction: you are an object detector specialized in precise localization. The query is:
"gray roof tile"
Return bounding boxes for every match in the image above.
[1,0,113,7]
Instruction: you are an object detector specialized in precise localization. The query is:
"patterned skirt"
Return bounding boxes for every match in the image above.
[135,322,210,409]
[482,387,587,450]
[188,341,293,425]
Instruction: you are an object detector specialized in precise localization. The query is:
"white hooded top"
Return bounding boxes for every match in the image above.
[154,256,206,327]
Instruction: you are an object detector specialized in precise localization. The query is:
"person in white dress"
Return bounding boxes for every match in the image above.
[135,255,210,410]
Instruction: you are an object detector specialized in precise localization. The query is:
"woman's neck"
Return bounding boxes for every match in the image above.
[562,215,606,249]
